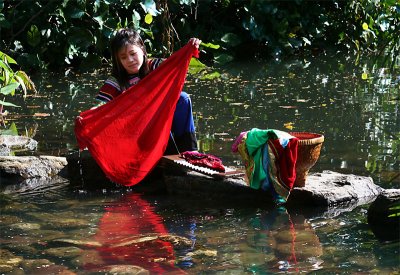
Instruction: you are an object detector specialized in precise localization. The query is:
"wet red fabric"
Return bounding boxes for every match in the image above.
[75,44,199,186]
[181,151,225,172]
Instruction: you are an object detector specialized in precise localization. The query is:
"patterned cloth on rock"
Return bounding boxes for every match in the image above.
[232,128,298,203]
[181,151,225,172]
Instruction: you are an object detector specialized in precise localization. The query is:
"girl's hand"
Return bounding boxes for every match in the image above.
[188,38,201,49]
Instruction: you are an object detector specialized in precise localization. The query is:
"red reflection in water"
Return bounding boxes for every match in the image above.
[84,193,185,274]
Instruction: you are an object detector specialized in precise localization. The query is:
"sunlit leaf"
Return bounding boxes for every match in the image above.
[15,71,36,92]
[69,8,85,19]
[0,122,18,136]
[180,0,195,5]
[0,60,11,84]
[140,0,160,16]
[144,13,153,25]
[200,71,221,80]
[94,16,104,29]
[0,83,20,95]
[0,51,16,64]
[93,0,101,13]
[0,99,20,107]
[13,75,27,97]
[132,10,141,28]
[188,57,205,73]
[201,42,220,49]
[141,28,154,40]
[302,37,311,46]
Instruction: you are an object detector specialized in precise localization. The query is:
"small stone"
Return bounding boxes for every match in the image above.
[44,246,83,259]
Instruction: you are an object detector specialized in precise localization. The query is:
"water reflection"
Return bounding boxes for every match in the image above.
[1,186,399,273]
[244,208,323,273]
[84,193,185,274]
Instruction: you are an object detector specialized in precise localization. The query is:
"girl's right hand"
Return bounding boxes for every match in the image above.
[188,38,201,49]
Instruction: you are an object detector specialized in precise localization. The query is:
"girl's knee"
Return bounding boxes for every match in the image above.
[178,92,190,104]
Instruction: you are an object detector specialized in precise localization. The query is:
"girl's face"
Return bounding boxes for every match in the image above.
[118,44,144,74]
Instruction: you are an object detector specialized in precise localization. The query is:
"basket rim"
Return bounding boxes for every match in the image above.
[289,132,325,145]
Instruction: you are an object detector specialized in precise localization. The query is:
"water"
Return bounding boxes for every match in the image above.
[0,54,399,273]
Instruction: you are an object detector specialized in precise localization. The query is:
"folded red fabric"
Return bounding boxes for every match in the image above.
[181,151,225,172]
[75,44,199,186]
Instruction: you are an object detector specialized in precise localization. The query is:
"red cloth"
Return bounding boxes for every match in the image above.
[268,138,298,191]
[75,44,199,186]
[181,151,225,172]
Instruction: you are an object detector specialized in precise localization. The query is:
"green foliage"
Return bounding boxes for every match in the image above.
[337,0,400,68]
[1,0,154,70]
[388,202,400,218]
[0,0,398,70]
[0,51,35,110]
[0,122,18,135]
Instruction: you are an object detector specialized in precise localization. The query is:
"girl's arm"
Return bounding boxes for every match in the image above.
[96,76,122,103]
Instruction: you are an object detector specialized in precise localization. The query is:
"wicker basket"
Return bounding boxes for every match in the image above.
[290,132,324,187]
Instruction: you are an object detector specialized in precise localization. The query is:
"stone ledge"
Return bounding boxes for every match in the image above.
[1,153,399,219]
[287,170,381,207]
[0,156,68,184]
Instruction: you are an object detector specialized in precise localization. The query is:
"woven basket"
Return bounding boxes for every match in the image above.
[289,132,324,187]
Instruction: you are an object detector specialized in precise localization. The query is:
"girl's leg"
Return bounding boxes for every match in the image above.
[165,92,198,154]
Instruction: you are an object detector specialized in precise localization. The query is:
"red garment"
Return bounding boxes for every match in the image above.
[268,138,298,191]
[181,151,225,172]
[75,44,199,186]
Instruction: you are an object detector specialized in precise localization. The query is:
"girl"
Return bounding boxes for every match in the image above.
[96,28,200,154]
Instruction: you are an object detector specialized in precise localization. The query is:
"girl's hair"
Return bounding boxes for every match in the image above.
[110,28,150,90]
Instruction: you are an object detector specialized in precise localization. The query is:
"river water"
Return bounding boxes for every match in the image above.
[0,54,399,274]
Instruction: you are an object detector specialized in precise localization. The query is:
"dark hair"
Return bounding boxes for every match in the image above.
[110,28,150,90]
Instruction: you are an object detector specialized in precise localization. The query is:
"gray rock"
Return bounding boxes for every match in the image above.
[287,170,382,206]
[0,144,11,156]
[44,246,83,259]
[0,135,38,152]
[0,155,68,184]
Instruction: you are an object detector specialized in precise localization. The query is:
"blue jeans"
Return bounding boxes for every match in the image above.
[165,92,198,154]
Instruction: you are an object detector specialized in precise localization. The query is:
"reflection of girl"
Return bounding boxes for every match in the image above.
[85,193,185,273]
[97,28,201,154]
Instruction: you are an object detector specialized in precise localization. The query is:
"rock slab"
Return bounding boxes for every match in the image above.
[287,170,382,206]
[0,156,68,185]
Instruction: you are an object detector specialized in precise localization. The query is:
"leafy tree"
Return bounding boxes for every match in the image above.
[0,50,36,126]
[0,0,398,71]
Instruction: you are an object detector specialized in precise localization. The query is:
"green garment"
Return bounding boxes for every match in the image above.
[245,128,278,189]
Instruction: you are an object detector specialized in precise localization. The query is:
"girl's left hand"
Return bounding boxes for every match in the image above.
[188,38,201,49]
